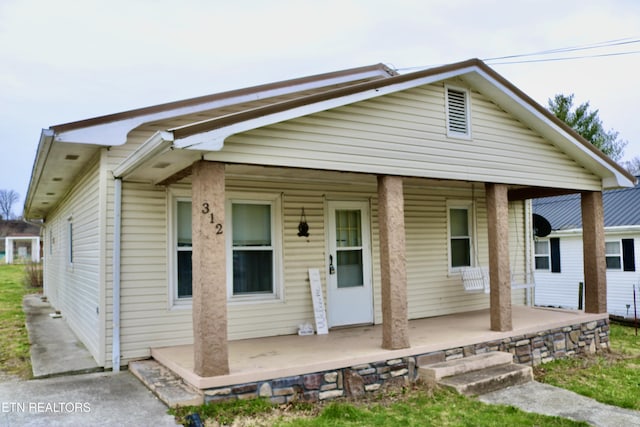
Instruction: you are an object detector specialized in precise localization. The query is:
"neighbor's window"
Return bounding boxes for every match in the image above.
[448,205,472,269]
[534,240,550,270]
[231,202,274,295]
[606,241,622,270]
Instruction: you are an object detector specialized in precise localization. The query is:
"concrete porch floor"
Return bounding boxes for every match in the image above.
[152,306,607,390]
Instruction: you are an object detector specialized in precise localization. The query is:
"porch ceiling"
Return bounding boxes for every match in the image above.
[152,306,606,390]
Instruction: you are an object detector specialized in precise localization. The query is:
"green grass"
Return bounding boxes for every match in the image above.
[0,264,36,378]
[534,323,640,410]
[171,387,587,427]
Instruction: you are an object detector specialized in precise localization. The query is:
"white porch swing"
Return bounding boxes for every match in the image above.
[460,189,541,298]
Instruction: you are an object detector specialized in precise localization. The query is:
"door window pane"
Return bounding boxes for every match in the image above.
[337,250,363,288]
[335,210,361,247]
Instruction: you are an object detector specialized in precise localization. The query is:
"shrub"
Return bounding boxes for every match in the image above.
[23,261,43,290]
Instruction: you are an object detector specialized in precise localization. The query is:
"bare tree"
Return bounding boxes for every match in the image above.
[0,189,19,220]
[620,156,640,176]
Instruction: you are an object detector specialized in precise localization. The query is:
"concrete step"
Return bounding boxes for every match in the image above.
[417,351,514,384]
[129,359,203,408]
[438,363,533,396]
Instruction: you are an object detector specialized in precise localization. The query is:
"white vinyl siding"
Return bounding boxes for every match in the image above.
[104,170,530,366]
[210,81,601,191]
[41,157,102,364]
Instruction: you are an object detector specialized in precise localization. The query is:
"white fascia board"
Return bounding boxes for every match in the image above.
[551,225,640,237]
[113,131,174,178]
[175,67,477,151]
[53,69,390,146]
[24,129,55,217]
[468,70,634,189]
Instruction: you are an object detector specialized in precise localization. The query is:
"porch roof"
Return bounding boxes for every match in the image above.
[152,306,606,390]
[113,58,634,191]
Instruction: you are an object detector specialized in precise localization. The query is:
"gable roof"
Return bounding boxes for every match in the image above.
[533,177,640,230]
[24,63,396,220]
[25,59,636,221]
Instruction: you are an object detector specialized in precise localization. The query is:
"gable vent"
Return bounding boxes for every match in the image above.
[446,86,470,138]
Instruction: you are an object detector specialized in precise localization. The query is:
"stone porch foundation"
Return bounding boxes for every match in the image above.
[202,318,609,404]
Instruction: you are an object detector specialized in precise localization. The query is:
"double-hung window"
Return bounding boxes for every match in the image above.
[606,239,636,271]
[171,192,281,306]
[175,200,193,299]
[448,202,473,270]
[605,241,622,270]
[534,240,550,270]
[230,201,274,295]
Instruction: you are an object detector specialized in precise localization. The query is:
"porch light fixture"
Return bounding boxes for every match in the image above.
[297,207,309,237]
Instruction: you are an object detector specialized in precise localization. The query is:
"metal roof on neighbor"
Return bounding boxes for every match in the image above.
[533,177,640,230]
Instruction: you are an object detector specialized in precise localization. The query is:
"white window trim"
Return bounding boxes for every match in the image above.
[446,200,476,273]
[445,84,472,140]
[534,239,551,271]
[226,192,283,304]
[605,240,622,271]
[168,188,285,309]
[168,189,193,309]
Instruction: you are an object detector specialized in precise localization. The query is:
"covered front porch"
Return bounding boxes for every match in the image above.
[152,306,608,391]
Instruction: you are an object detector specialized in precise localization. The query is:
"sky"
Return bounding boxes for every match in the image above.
[1,0,639,218]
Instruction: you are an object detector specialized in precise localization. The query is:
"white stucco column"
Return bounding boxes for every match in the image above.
[377,175,410,350]
[581,191,607,314]
[192,160,229,377]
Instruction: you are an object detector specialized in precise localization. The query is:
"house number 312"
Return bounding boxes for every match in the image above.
[201,202,223,235]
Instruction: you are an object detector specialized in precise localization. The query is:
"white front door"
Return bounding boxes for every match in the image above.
[326,201,374,327]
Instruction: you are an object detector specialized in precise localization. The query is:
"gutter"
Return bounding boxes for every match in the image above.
[23,129,55,219]
[112,177,122,371]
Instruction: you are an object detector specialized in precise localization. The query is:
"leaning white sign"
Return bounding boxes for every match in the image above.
[308,268,329,334]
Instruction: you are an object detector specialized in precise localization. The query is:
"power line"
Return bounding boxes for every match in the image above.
[483,37,640,62]
[395,37,640,72]
[487,49,640,65]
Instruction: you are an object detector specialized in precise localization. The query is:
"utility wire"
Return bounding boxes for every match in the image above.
[483,37,640,62]
[395,37,640,72]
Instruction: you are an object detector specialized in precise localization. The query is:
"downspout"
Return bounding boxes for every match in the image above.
[112,177,122,371]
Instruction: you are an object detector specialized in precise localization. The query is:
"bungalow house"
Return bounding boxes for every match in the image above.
[533,179,640,318]
[24,59,634,396]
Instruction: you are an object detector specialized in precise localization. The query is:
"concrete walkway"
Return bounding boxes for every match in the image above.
[0,371,178,426]
[3,295,179,426]
[479,381,640,427]
[23,294,101,378]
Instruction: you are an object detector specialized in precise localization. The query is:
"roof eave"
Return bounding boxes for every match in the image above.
[23,129,55,220]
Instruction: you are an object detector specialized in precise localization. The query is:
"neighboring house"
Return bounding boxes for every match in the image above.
[0,220,41,263]
[533,179,640,318]
[23,59,634,379]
